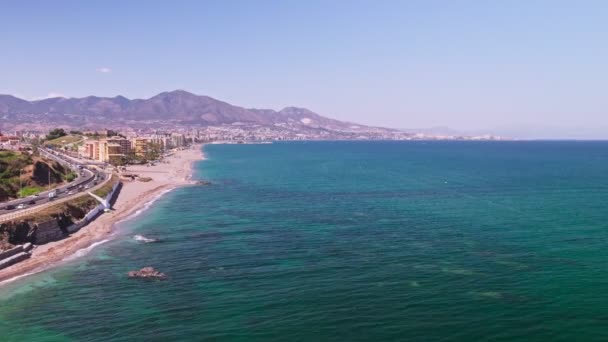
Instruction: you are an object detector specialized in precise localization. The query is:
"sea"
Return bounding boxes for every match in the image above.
[1,141,608,341]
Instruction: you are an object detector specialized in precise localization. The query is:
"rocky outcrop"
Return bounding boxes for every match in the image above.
[31,160,66,186]
[33,219,68,244]
[128,267,167,280]
[9,221,37,245]
[1,215,75,246]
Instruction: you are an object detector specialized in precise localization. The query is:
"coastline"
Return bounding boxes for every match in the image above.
[0,144,205,285]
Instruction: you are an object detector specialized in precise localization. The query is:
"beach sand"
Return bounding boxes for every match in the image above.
[0,144,204,284]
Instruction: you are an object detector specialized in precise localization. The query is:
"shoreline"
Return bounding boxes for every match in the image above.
[0,144,205,285]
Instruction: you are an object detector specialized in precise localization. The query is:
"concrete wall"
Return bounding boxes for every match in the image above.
[66,181,121,235]
[0,252,30,270]
[0,245,24,261]
[0,243,34,270]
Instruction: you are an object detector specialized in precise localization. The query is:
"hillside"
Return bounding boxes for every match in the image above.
[0,152,71,201]
[0,90,387,133]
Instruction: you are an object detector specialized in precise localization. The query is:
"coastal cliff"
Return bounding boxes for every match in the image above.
[0,176,120,249]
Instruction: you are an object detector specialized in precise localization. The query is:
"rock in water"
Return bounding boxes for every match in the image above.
[196,180,212,186]
[128,267,167,280]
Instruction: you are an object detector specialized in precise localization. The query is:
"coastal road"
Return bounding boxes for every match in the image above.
[0,169,101,213]
[0,149,109,215]
[0,171,112,223]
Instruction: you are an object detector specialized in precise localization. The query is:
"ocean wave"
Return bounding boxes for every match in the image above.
[62,239,111,262]
[133,234,160,243]
[0,269,45,286]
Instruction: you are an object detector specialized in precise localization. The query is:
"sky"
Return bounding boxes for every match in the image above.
[1,0,608,138]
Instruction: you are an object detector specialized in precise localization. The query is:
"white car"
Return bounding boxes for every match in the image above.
[16,204,26,209]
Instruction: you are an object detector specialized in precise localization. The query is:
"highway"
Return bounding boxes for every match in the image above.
[0,149,109,214]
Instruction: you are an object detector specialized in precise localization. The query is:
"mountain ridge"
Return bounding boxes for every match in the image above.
[0,90,373,132]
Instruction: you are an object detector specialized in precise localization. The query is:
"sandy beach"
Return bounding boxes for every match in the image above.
[0,144,205,284]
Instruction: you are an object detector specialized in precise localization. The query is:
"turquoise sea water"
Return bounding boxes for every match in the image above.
[1,141,608,341]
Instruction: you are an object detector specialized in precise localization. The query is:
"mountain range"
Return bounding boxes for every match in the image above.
[0,90,381,132]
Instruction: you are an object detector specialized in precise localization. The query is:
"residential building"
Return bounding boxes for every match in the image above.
[132,137,150,157]
[105,143,124,165]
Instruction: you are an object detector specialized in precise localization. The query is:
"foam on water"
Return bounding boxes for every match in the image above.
[62,239,111,262]
[133,234,159,243]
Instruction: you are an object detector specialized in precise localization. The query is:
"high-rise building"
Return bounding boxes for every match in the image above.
[105,143,124,165]
[171,133,186,148]
[105,137,131,155]
[131,137,150,157]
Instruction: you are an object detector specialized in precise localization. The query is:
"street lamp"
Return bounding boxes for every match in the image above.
[19,167,23,198]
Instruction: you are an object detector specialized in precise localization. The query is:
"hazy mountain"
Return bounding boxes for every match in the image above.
[0,90,375,131]
[0,95,30,113]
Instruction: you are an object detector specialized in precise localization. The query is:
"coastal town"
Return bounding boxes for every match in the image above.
[2,124,503,160]
[0,126,204,282]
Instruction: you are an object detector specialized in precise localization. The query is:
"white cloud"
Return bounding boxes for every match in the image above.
[45,92,67,99]
[97,67,112,73]
[31,92,68,100]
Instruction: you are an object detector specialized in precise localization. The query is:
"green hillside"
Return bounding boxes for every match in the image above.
[0,151,72,201]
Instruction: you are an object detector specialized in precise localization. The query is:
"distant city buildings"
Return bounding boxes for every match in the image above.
[0,132,22,150]
[3,126,504,165]
[75,132,188,165]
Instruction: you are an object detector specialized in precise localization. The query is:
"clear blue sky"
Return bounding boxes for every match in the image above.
[2,1,607,137]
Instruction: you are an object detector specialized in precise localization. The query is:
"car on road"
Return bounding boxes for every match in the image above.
[67,191,74,195]
[16,204,26,210]
[5,204,15,210]
[28,200,36,205]
[31,193,39,197]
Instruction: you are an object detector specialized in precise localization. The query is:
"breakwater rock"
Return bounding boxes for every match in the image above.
[128,267,167,280]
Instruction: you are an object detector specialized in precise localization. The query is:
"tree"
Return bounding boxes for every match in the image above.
[144,142,161,161]
[46,128,67,141]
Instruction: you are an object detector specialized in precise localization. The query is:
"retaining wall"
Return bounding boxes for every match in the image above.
[65,181,122,235]
[0,245,24,261]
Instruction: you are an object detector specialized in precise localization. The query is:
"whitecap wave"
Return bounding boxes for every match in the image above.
[133,234,159,243]
[0,269,44,286]
[62,239,111,262]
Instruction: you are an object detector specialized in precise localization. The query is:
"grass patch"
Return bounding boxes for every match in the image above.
[93,174,119,198]
[19,186,45,197]
[64,172,77,182]
[18,194,98,223]
[44,135,83,147]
